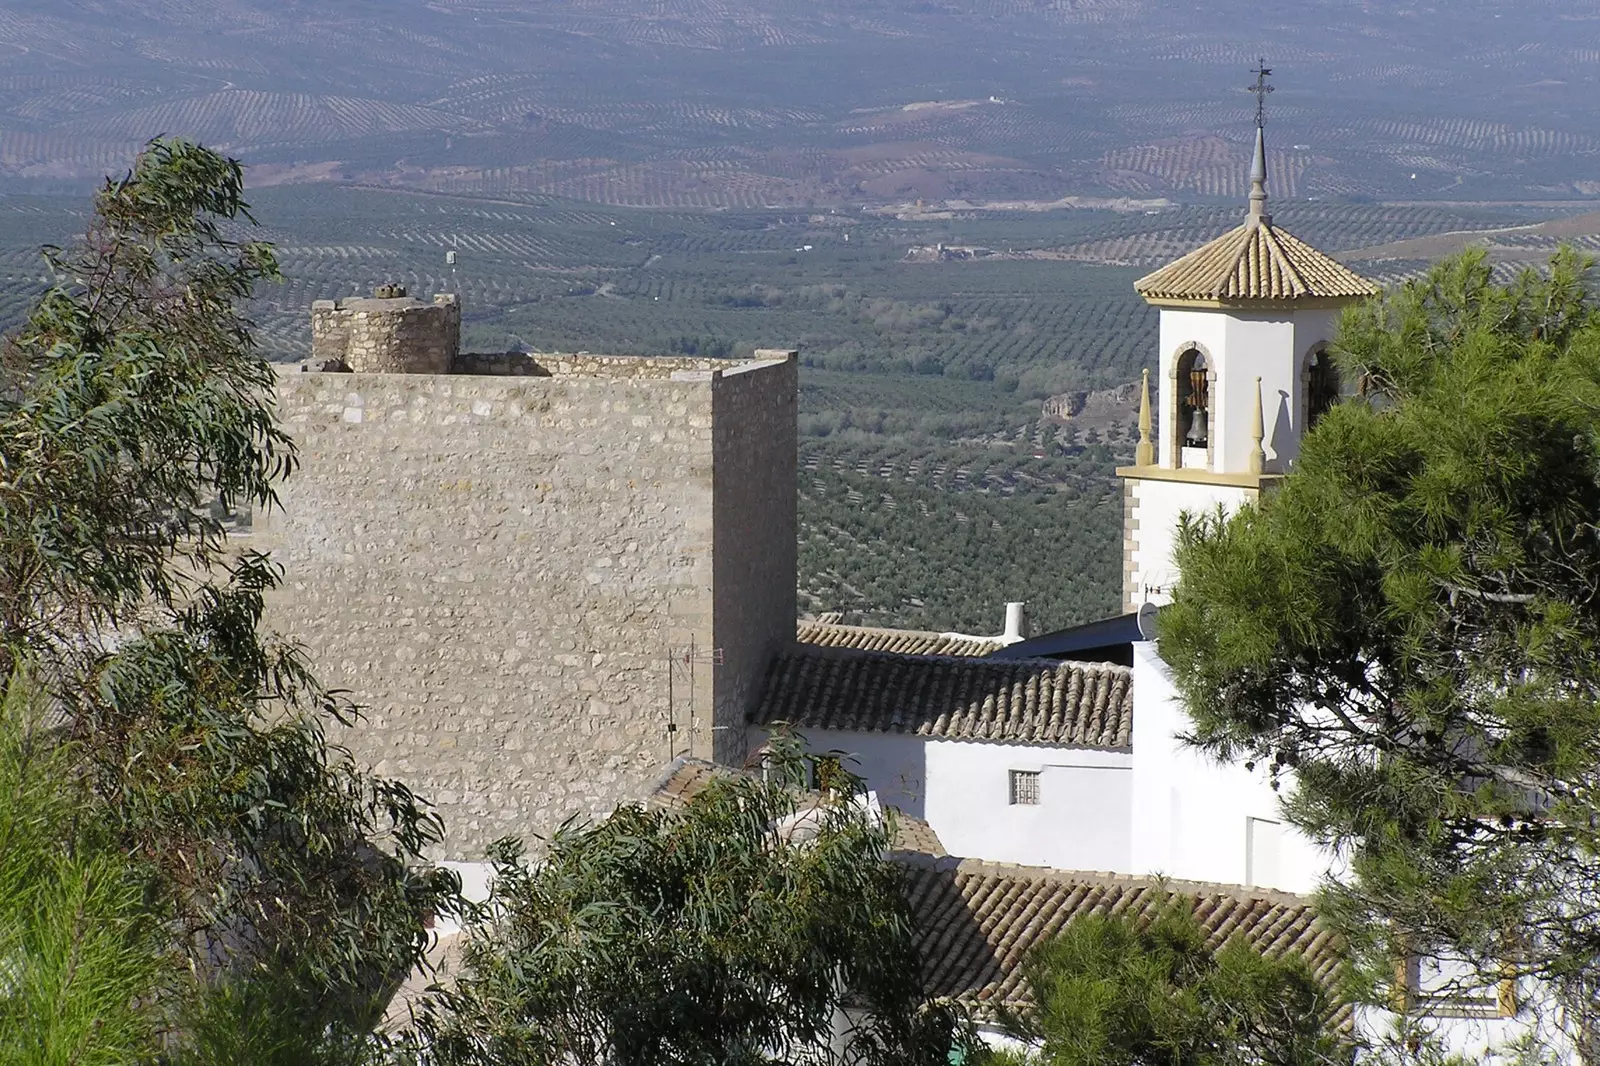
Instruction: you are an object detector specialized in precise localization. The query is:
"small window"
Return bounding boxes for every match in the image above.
[1306,349,1340,428]
[810,755,845,793]
[1245,816,1281,888]
[1009,769,1041,806]
[1399,954,1517,1019]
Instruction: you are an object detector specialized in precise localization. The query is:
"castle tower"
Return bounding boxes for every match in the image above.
[310,286,461,374]
[1118,76,1378,611]
[260,297,800,857]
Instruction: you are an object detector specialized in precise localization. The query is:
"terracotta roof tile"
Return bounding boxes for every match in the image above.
[1135,220,1379,305]
[897,857,1345,1014]
[752,647,1133,749]
[797,620,1006,658]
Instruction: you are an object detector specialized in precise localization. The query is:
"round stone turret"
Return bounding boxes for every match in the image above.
[310,287,460,374]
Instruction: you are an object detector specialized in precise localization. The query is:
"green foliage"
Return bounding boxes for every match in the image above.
[404,763,962,1066]
[0,138,459,1047]
[1006,901,1345,1066]
[798,432,1124,632]
[168,971,391,1066]
[0,672,162,1065]
[1158,248,1600,1023]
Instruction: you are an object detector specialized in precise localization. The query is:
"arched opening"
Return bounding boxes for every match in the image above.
[1175,348,1210,462]
[1306,347,1340,429]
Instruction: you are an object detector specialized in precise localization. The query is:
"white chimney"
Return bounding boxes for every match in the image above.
[1001,601,1028,644]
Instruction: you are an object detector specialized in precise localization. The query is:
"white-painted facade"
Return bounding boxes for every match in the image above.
[1156,307,1339,473]
[753,726,1133,873]
[1129,642,1328,894]
[1124,476,1250,608]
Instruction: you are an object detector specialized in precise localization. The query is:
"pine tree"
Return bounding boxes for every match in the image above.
[1158,248,1600,1039]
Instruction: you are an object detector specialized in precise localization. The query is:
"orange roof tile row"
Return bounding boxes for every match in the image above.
[1135,220,1379,304]
[753,647,1133,749]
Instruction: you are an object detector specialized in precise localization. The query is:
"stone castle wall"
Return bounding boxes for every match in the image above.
[258,354,797,855]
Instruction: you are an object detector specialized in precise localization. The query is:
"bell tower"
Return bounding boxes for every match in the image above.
[1118,63,1378,611]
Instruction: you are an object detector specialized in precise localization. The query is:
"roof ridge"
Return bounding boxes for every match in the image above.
[1256,221,1310,297]
[941,856,1316,905]
[786,642,1133,673]
[800,620,1003,641]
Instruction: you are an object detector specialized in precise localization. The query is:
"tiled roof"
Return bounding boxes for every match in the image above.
[797,619,1006,658]
[645,755,947,858]
[752,647,1133,749]
[1134,220,1379,305]
[900,856,1344,1014]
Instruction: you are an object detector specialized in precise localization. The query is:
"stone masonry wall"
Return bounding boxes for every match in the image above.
[710,351,799,766]
[259,357,795,856]
[452,352,731,379]
[311,293,460,373]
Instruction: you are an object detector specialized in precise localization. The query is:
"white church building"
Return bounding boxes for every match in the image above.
[758,122,1375,903]
[756,125,1562,1057]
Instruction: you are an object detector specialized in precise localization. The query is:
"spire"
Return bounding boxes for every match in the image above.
[1248,126,1269,225]
[1248,376,1267,474]
[1246,59,1273,227]
[1135,367,1154,466]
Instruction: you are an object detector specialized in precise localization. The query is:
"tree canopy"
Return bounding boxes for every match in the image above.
[1158,248,1600,1035]
[404,753,962,1066]
[0,138,456,1053]
[1001,899,1344,1066]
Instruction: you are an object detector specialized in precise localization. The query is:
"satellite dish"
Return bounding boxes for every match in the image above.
[1136,600,1160,641]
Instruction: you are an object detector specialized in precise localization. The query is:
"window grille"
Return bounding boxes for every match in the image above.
[1009,769,1041,806]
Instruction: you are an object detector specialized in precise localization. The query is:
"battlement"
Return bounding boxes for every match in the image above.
[305,288,794,386]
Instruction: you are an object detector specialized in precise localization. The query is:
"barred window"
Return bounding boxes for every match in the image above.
[811,755,845,793]
[1009,769,1041,806]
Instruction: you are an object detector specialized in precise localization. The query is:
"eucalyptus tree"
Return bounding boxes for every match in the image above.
[0,139,455,1040]
[1158,248,1600,1042]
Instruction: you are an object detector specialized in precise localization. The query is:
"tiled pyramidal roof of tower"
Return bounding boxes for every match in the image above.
[1134,220,1379,304]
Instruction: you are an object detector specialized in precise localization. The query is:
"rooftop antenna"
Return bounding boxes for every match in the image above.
[445,246,458,294]
[1246,58,1274,225]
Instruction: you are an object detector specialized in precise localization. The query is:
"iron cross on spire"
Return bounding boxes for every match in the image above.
[1248,58,1274,129]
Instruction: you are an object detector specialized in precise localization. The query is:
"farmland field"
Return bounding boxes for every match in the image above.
[0,178,1589,631]
[4,0,1600,209]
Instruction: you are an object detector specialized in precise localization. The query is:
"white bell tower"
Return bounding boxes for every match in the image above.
[1118,74,1378,611]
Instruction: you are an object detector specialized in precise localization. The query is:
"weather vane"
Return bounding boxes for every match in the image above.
[1248,58,1274,129]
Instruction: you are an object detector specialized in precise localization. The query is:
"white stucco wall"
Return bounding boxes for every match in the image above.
[758,727,1134,872]
[1129,641,1327,893]
[1126,475,1252,607]
[926,739,1132,872]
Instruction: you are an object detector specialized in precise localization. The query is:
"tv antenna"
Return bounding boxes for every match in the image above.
[664,638,724,761]
[1247,58,1274,129]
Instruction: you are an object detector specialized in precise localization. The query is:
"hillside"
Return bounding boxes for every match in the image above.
[3,0,1600,205]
